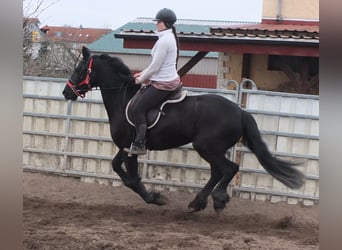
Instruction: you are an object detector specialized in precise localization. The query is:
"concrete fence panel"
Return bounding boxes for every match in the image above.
[23,77,319,205]
[235,88,319,205]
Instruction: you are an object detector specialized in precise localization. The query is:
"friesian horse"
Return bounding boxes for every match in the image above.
[62,47,304,213]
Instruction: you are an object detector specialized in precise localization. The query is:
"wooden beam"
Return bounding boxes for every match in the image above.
[177,51,208,77]
[179,41,319,57]
[241,54,251,79]
[123,39,154,49]
[122,38,319,57]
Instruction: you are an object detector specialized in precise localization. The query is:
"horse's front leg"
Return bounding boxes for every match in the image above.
[111,150,129,181]
[112,150,167,205]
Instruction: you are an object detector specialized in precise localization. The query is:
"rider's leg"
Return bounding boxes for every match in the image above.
[130,85,171,154]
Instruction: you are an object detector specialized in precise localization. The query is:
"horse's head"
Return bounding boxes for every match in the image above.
[63,46,138,101]
[63,46,95,100]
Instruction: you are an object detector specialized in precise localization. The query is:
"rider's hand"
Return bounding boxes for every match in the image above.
[134,72,142,84]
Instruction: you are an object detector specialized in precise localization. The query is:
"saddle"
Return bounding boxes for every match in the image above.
[125,85,187,129]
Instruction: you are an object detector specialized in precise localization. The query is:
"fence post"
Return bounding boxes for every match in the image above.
[230,78,259,196]
[62,100,73,170]
[238,78,257,108]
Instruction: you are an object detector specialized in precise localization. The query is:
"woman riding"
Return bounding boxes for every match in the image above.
[125,8,182,155]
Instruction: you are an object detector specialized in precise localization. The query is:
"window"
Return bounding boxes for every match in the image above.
[54,31,63,37]
[268,55,318,76]
[31,31,40,42]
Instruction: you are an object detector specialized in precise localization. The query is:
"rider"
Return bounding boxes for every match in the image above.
[126,8,182,155]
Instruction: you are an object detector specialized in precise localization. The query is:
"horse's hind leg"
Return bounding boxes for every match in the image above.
[188,145,229,212]
[211,160,239,213]
[189,145,239,213]
[188,166,222,212]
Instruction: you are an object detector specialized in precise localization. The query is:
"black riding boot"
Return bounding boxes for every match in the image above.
[130,124,147,155]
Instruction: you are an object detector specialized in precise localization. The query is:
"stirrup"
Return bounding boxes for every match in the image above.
[123,142,146,155]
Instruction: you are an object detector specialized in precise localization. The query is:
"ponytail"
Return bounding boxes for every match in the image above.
[172,26,180,68]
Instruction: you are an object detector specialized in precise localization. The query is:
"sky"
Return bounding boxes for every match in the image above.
[24,0,263,29]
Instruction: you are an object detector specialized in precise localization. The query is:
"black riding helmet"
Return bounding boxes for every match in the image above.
[154,8,177,28]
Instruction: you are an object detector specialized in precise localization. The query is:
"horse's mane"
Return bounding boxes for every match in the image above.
[99,54,132,78]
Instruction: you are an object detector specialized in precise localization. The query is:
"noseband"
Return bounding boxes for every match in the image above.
[66,57,94,98]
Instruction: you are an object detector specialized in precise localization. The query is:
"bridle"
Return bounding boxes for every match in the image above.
[66,55,138,100]
[66,57,94,98]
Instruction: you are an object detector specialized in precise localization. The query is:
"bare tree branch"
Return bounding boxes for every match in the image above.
[23,0,61,18]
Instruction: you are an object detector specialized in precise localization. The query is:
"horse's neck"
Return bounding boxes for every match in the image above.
[100,87,135,122]
[94,56,138,124]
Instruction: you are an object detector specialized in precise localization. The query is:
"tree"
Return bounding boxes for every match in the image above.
[23,0,81,78]
[23,0,60,20]
[23,0,59,76]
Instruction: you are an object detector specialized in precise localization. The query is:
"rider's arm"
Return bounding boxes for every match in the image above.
[136,39,168,83]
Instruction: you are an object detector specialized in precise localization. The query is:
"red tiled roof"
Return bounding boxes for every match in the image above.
[41,25,112,43]
[23,17,40,28]
[118,20,319,44]
[210,21,319,41]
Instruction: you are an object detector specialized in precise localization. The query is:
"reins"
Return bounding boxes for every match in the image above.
[68,55,137,98]
[90,81,137,92]
[79,56,138,110]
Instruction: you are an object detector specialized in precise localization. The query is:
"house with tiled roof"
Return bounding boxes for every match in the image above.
[115,0,319,94]
[23,18,45,59]
[35,25,112,77]
[88,19,245,88]
[41,25,112,44]
[23,18,42,42]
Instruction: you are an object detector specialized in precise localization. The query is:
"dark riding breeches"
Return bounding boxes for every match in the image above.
[132,85,172,142]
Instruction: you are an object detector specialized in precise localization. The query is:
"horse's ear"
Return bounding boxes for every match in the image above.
[82,46,90,60]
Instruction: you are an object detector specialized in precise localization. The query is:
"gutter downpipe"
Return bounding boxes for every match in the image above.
[277,0,283,21]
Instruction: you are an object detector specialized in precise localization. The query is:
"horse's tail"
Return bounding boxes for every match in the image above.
[241,110,304,189]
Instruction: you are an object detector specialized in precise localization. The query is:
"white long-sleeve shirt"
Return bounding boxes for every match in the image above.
[137,29,179,83]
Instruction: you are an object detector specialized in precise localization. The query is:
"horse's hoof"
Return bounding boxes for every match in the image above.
[187,207,202,213]
[153,193,168,206]
[215,208,224,216]
[212,193,230,212]
[187,201,206,213]
[187,206,199,213]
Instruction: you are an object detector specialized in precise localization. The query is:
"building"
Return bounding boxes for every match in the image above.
[41,25,112,46]
[115,0,319,94]
[88,19,251,88]
[23,18,44,59]
[38,25,112,77]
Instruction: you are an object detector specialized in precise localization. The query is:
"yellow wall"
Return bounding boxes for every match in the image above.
[225,54,243,82]
[249,55,289,90]
[219,53,296,91]
[262,0,319,20]
[217,0,319,91]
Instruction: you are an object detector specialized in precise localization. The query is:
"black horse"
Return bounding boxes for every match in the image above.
[63,47,304,213]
